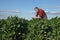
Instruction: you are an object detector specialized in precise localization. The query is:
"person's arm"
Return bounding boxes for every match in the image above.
[35,13,39,18]
[35,13,41,18]
[36,13,38,17]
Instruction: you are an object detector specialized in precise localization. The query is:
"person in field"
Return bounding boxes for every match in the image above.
[34,7,47,19]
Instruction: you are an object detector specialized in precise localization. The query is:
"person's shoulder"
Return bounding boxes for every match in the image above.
[40,9,45,13]
[40,9,44,11]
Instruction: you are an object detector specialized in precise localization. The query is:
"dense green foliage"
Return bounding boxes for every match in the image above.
[0,16,60,40]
